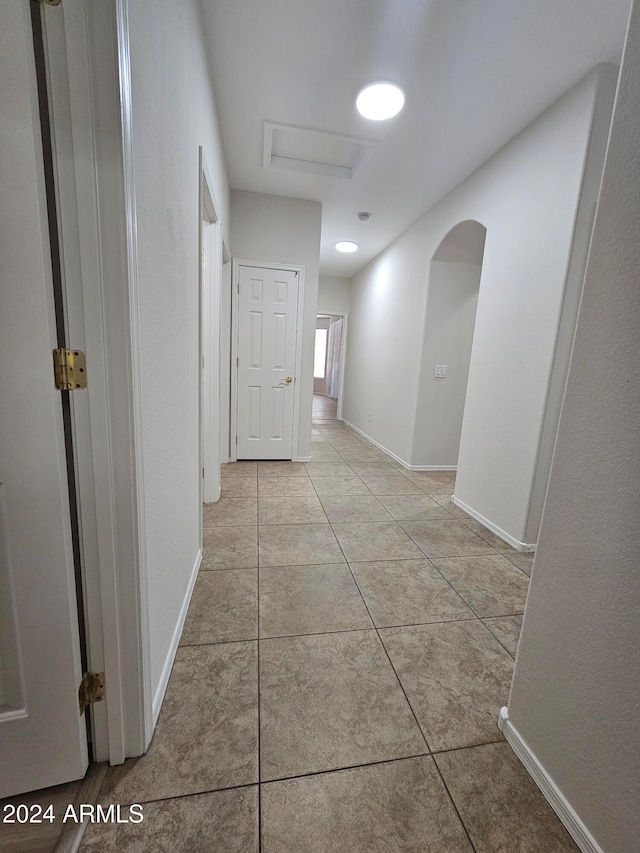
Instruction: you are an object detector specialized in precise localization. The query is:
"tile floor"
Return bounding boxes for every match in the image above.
[78,398,577,851]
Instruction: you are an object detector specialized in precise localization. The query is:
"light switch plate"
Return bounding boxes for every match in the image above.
[434,364,448,378]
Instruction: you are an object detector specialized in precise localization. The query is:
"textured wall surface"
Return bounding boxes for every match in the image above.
[344,67,613,545]
[413,260,482,466]
[508,3,640,848]
[127,0,230,696]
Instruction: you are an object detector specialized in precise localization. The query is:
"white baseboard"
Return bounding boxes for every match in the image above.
[294,455,312,462]
[452,495,536,553]
[152,548,202,725]
[498,708,603,853]
[340,419,457,472]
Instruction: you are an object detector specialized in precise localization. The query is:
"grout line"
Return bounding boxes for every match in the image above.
[308,470,434,755]
[104,780,260,809]
[180,612,523,650]
[431,755,479,852]
[260,750,432,787]
[256,492,262,852]
[430,737,506,757]
[178,616,523,649]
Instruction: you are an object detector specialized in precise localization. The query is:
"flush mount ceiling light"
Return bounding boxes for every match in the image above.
[335,241,358,253]
[356,82,405,121]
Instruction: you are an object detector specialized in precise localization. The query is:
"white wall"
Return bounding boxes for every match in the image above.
[412,261,481,466]
[230,190,322,460]
[343,65,616,547]
[507,3,640,847]
[318,275,350,314]
[126,0,230,701]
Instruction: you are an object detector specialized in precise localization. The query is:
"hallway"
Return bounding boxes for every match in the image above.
[75,401,574,850]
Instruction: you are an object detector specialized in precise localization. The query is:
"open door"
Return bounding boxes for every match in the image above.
[0,0,88,797]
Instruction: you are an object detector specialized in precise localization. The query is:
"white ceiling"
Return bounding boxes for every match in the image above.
[201,0,631,277]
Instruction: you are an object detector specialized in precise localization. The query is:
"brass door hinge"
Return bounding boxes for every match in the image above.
[78,671,105,716]
[53,349,87,390]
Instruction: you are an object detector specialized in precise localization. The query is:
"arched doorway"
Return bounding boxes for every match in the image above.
[413,220,486,469]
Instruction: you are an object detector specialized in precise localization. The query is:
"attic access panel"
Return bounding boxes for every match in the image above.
[263,122,375,180]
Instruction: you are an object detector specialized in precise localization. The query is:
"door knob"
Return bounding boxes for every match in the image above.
[284,376,293,384]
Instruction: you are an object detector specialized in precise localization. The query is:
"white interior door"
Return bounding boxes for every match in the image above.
[236,265,300,459]
[0,0,88,797]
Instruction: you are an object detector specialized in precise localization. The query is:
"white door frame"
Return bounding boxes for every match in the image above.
[199,150,223,505]
[40,0,152,763]
[230,259,305,462]
[317,311,349,422]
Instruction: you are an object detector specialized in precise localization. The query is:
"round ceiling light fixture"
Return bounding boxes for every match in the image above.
[335,241,358,253]
[356,82,405,121]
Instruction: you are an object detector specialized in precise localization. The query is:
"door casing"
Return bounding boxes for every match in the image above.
[39,0,152,764]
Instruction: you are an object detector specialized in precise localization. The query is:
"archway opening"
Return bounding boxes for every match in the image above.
[414,220,486,470]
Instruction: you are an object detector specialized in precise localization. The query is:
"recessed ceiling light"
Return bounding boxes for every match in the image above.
[335,241,358,253]
[356,82,405,121]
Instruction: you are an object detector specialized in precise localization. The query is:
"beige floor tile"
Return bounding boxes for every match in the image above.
[259,564,372,638]
[404,471,457,493]
[258,495,327,525]
[79,785,259,853]
[309,448,343,463]
[400,519,497,558]
[380,621,513,751]
[202,526,257,569]
[347,461,400,477]
[324,439,369,452]
[257,461,309,477]
[221,477,258,497]
[179,570,257,645]
[221,461,257,477]
[259,631,427,780]
[80,786,259,852]
[258,460,307,479]
[259,523,344,566]
[319,494,392,522]
[432,495,472,519]
[351,559,474,627]
[506,552,535,576]
[332,521,423,562]
[361,476,424,495]
[309,476,372,496]
[257,476,316,497]
[378,493,453,521]
[463,519,516,551]
[202,496,257,527]
[435,743,579,851]
[305,462,354,478]
[481,615,523,657]
[335,450,382,463]
[433,554,529,617]
[261,756,472,853]
[99,643,258,803]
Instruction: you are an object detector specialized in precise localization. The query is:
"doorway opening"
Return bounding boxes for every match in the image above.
[313,314,345,423]
[413,220,486,468]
